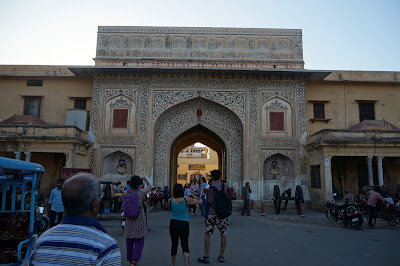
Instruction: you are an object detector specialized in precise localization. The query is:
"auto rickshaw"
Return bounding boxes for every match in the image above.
[0,156,44,265]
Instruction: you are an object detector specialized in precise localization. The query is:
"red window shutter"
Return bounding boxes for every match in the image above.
[112,109,128,128]
[269,112,284,131]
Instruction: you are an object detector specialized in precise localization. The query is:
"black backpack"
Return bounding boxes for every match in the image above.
[211,183,232,219]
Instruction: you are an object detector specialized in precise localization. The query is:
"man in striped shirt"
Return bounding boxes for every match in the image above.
[30,173,121,265]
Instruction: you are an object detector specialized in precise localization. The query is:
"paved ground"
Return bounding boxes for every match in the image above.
[99,208,398,266]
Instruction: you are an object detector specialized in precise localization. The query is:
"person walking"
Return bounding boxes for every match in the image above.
[200,177,209,217]
[189,178,199,216]
[168,183,202,266]
[241,181,251,216]
[48,179,64,228]
[367,185,385,229]
[163,185,169,210]
[198,170,229,264]
[29,173,121,265]
[124,175,152,265]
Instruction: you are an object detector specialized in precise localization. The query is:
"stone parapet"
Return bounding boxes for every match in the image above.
[307,129,400,147]
[95,26,304,70]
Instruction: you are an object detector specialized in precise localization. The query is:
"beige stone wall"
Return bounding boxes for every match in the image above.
[0,78,92,124]
[305,80,400,135]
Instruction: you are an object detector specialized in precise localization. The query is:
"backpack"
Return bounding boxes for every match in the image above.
[211,183,232,219]
[124,191,141,219]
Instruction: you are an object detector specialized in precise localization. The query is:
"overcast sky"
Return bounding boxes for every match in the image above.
[0,0,398,71]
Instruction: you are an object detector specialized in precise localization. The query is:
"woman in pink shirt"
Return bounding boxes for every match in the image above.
[367,186,384,229]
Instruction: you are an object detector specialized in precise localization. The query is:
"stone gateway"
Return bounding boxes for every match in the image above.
[1,26,399,210]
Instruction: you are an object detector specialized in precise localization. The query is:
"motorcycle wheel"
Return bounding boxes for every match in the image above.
[326,210,334,221]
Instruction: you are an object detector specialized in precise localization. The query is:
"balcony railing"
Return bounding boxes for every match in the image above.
[0,125,89,143]
[307,129,400,146]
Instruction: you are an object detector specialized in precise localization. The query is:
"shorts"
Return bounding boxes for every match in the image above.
[205,214,228,235]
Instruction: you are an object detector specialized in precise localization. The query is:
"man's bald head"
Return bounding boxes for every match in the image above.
[62,173,100,216]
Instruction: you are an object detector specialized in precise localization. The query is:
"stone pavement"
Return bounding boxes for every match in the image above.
[99,207,398,266]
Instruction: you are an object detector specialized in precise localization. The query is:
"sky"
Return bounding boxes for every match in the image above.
[0,0,399,71]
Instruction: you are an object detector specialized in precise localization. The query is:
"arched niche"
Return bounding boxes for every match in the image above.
[263,153,295,199]
[102,151,133,181]
[104,95,137,134]
[261,97,293,138]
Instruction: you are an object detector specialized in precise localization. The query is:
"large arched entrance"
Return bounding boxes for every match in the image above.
[153,97,243,190]
[171,124,226,185]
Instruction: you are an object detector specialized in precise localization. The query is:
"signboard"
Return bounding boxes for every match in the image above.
[177,174,187,180]
[189,164,205,170]
[61,168,92,182]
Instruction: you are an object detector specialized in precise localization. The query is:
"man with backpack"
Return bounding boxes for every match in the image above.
[198,170,231,264]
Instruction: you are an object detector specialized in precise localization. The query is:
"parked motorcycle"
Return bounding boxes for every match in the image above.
[326,200,344,222]
[344,205,363,230]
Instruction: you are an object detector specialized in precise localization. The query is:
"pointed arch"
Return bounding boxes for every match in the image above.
[153,98,243,191]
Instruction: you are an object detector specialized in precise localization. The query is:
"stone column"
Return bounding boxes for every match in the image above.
[323,155,333,201]
[367,156,374,186]
[14,152,21,160]
[377,156,384,186]
[24,152,31,162]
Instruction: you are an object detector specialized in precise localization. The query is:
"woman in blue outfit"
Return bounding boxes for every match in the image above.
[168,183,202,266]
[200,177,209,217]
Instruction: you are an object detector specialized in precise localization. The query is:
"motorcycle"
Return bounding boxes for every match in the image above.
[326,194,345,222]
[326,200,344,222]
[344,205,363,230]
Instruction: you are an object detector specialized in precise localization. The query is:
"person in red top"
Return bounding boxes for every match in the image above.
[367,185,385,229]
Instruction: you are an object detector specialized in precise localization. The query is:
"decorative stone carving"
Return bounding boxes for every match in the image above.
[263,153,294,180]
[154,98,243,185]
[104,89,137,103]
[265,99,289,110]
[101,150,134,180]
[90,77,306,193]
[96,26,304,69]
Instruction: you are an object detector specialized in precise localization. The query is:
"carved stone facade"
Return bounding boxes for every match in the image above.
[88,26,309,200]
[95,26,304,70]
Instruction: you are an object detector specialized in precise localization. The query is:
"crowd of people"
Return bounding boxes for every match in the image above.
[24,170,400,265]
[27,169,233,266]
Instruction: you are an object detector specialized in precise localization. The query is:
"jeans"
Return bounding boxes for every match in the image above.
[201,194,206,216]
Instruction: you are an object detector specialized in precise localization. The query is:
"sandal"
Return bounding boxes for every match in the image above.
[198,255,210,264]
[218,255,225,263]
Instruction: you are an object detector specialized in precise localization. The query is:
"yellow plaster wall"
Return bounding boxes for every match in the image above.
[306,81,400,135]
[177,149,218,184]
[0,78,92,125]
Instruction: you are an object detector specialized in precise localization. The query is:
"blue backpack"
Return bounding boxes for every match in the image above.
[124,191,141,219]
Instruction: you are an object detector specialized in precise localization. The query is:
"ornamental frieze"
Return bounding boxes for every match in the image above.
[96,26,304,66]
[104,89,137,102]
